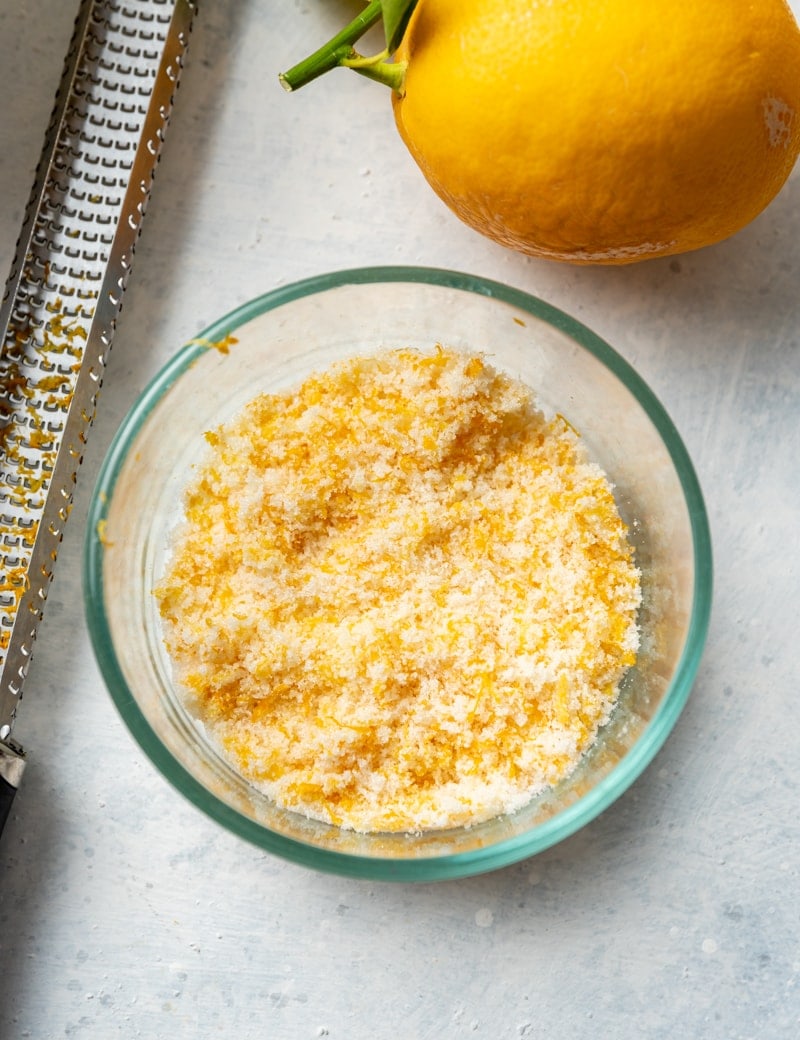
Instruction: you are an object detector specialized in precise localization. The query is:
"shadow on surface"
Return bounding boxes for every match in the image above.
[562,171,800,364]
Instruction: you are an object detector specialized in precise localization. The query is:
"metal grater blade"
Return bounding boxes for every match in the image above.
[0,0,197,827]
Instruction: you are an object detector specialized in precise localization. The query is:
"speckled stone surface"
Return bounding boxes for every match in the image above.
[1,3,799,1038]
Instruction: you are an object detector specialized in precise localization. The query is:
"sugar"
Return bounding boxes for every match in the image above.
[156,347,641,833]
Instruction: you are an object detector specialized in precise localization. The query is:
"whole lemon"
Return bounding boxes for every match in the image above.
[391,0,800,263]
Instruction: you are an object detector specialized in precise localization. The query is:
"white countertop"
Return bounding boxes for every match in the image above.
[1,3,798,1037]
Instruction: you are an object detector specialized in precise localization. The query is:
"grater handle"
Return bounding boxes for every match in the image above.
[0,739,25,835]
[0,775,17,835]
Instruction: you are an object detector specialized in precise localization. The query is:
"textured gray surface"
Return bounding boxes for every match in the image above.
[1,2,798,1037]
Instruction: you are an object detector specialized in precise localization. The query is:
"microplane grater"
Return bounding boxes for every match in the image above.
[0,0,197,834]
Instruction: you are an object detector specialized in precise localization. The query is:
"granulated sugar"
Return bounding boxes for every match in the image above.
[155,347,641,832]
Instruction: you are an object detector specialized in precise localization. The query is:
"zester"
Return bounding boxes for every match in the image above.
[0,0,197,835]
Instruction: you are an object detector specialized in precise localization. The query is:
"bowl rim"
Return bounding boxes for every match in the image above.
[83,265,713,881]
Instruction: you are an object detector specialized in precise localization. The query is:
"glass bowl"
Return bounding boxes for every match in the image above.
[83,267,712,881]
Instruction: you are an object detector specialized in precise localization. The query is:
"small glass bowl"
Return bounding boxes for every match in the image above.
[84,267,712,881]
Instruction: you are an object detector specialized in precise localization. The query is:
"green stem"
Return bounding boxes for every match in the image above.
[279,0,384,92]
[342,49,407,92]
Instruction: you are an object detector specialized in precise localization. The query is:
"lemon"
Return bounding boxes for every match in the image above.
[283,0,800,264]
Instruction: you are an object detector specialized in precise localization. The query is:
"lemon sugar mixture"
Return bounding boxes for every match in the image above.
[156,348,641,832]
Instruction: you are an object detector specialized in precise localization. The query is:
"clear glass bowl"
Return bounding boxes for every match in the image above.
[83,267,712,881]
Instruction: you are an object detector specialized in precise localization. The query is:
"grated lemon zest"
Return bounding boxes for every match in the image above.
[156,347,641,833]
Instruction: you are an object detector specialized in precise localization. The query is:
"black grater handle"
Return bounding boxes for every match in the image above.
[0,773,17,836]
[0,739,25,838]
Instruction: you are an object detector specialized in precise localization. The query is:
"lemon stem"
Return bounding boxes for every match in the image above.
[279,0,406,94]
[343,49,406,92]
